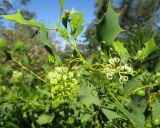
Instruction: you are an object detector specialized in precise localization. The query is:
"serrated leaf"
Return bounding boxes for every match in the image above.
[3,12,61,64]
[152,98,160,119]
[2,12,41,27]
[36,114,54,125]
[78,85,101,106]
[113,41,130,63]
[69,8,85,39]
[97,1,124,46]
[138,38,159,61]
[101,108,123,121]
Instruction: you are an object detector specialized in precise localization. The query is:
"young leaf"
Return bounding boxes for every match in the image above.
[113,41,130,63]
[78,85,101,106]
[62,10,70,28]
[69,8,85,39]
[2,12,41,27]
[137,38,159,61]
[97,1,124,46]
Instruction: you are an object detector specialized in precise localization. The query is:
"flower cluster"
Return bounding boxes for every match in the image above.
[57,27,69,40]
[12,70,23,83]
[46,67,78,108]
[102,57,134,84]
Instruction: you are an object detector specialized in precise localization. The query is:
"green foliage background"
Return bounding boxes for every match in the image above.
[0,0,160,128]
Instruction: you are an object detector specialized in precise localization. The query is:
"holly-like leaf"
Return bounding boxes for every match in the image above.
[3,12,61,64]
[113,41,130,63]
[69,8,85,39]
[97,1,124,46]
[2,12,41,27]
[137,38,159,61]
[78,85,101,106]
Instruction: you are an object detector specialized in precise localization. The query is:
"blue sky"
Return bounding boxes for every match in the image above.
[26,0,95,26]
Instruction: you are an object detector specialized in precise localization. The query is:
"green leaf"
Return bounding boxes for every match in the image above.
[137,38,159,61]
[69,8,85,39]
[6,122,19,128]
[97,1,124,46]
[124,78,139,93]
[3,12,61,64]
[152,98,160,119]
[39,25,52,48]
[39,25,62,64]
[36,114,54,125]
[114,102,145,128]
[128,98,146,128]
[81,113,92,123]
[113,41,130,63]
[2,12,41,27]
[101,108,123,121]
[78,85,101,106]
[155,59,160,72]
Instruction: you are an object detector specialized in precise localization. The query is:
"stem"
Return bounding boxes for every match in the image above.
[16,95,47,108]
[107,89,120,104]
[67,39,87,65]
[69,58,82,64]
[124,84,158,97]
[11,56,47,84]
[130,41,137,55]
[46,28,57,31]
